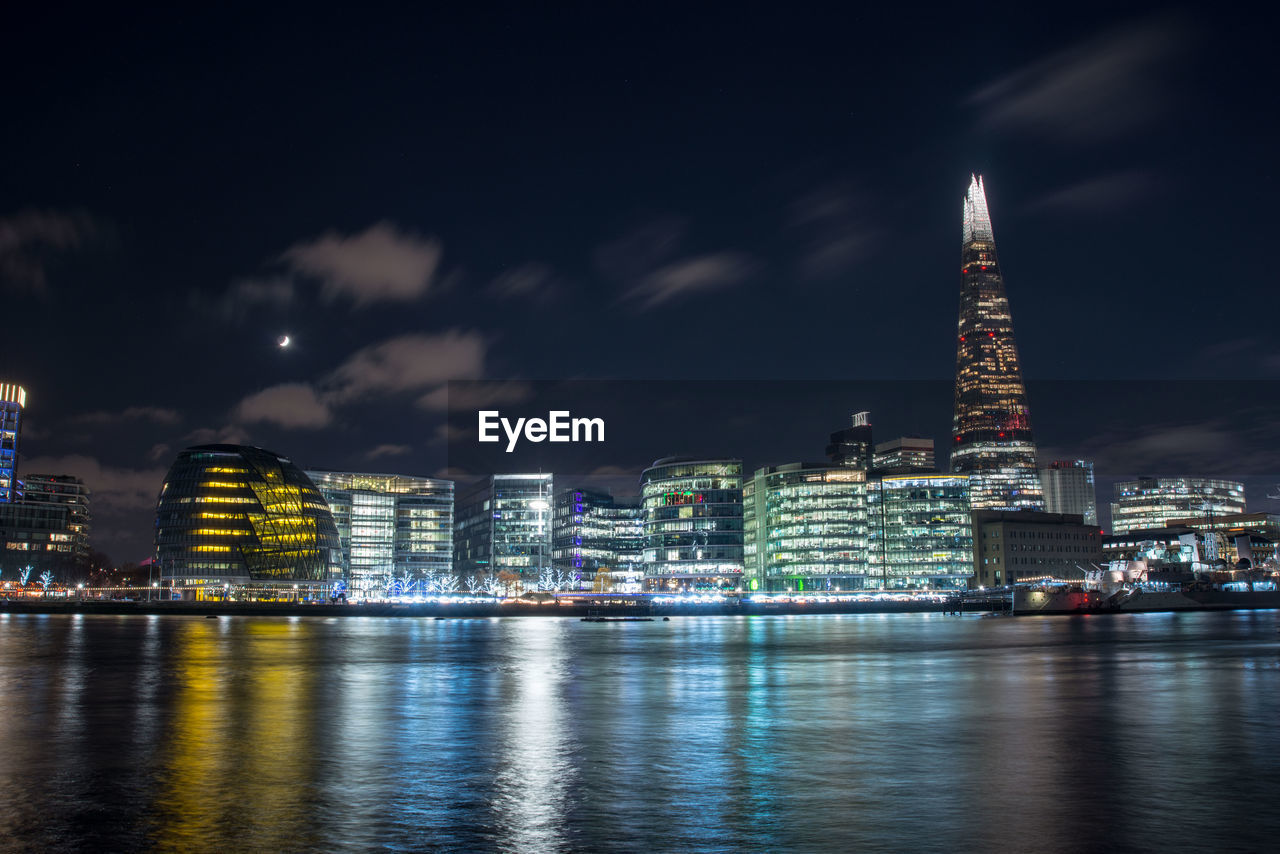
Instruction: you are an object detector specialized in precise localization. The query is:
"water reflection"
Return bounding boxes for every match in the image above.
[491,619,574,852]
[0,611,1276,852]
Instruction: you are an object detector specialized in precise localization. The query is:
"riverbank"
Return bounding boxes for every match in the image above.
[0,596,1010,618]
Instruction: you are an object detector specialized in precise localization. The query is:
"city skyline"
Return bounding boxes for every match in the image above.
[3,8,1279,853]
[3,6,1279,561]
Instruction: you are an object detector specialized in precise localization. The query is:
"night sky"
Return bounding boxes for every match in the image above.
[3,3,1277,561]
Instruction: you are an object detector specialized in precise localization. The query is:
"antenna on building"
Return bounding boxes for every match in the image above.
[851,411,870,427]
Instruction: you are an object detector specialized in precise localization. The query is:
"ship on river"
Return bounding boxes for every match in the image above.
[1013,555,1280,615]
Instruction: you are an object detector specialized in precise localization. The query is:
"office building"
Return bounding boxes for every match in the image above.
[154,445,340,598]
[19,474,91,569]
[826,411,874,469]
[743,463,869,592]
[454,474,554,590]
[1039,460,1098,526]
[306,471,453,599]
[640,457,743,591]
[971,510,1103,588]
[1110,477,1246,535]
[0,383,27,502]
[871,437,936,476]
[0,500,85,582]
[950,175,1045,511]
[868,474,972,589]
[552,488,644,591]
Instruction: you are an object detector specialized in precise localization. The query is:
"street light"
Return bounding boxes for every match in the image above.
[151,581,158,602]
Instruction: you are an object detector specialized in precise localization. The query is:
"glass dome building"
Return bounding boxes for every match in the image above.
[155,445,341,599]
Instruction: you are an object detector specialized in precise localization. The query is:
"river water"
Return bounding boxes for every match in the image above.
[0,610,1277,853]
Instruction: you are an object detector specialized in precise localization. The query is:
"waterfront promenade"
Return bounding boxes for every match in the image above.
[0,592,1008,619]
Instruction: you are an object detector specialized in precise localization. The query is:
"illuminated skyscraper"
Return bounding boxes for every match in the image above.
[950,176,1044,511]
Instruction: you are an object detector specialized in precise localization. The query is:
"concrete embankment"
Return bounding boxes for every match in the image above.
[0,597,1010,619]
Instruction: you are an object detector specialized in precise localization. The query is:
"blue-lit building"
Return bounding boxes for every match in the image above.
[0,383,26,503]
[552,487,644,591]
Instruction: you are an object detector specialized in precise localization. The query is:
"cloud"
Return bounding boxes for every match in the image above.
[487,262,562,302]
[1026,170,1155,214]
[1072,417,1280,477]
[621,253,756,309]
[432,423,471,444]
[225,330,490,433]
[799,232,877,279]
[281,221,443,306]
[595,217,687,282]
[73,406,182,426]
[185,424,252,446]
[968,15,1187,142]
[235,382,333,429]
[20,454,166,513]
[326,330,486,403]
[19,453,170,563]
[0,210,98,292]
[217,276,296,320]
[148,443,172,462]
[417,380,534,412]
[787,184,880,279]
[596,218,757,309]
[365,443,413,460]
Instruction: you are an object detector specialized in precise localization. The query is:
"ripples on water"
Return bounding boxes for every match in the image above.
[0,611,1277,853]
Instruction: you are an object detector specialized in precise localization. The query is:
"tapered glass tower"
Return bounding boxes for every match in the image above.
[950,175,1044,511]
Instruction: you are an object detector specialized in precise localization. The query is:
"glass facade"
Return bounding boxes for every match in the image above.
[454,474,553,590]
[640,457,743,591]
[868,474,973,589]
[19,475,91,569]
[1039,460,1099,527]
[552,488,644,591]
[0,383,27,503]
[950,175,1045,511]
[0,501,84,581]
[155,445,340,596]
[1110,477,1247,535]
[871,437,936,476]
[743,463,868,592]
[306,471,454,599]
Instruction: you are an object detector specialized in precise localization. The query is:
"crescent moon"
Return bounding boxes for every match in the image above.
[278,335,291,348]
